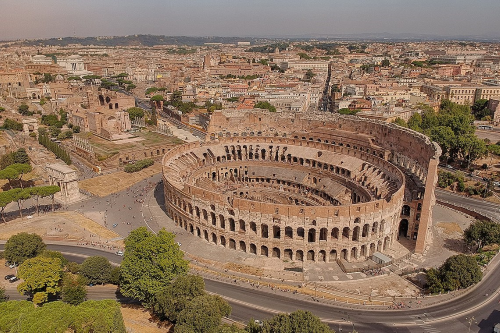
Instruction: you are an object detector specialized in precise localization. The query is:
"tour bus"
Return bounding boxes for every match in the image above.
[478,125,493,130]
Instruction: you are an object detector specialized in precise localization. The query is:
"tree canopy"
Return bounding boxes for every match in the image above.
[4,232,46,264]
[254,101,276,113]
[251,310,334,333]
[120,227,189,304]
[80,256,112,285]
[153,274,206,322]
[426,254,482,293]
[464,220,500,250]
[175,294,231,333]
[126,107,144,120]
[17,256,63,304]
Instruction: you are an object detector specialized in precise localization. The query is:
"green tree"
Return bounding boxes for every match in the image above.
[120,227,189,304]
[407,113,423,132]
[464,220,500,250]
[175,294,231,333]
[0,166,20,189]
[9,163,32,189]
[39,250,68,267]
[392,118,407,128]
[61,273,87,305]
[381,59,390,67]
[29,185,61,215]
[0,286,7,303]
[4,232,45,264]
[259,310,334,333]
[153,274,205,322]
[80,256,112,285]
[2,118,23,131]
[17,104,31,116]
[254,101,276,113]
[440,254,482,291]
[11,188,31,218]
[0,189,15,222]
[109,266,121,285]
[14,148,30,165]
[17,256,63,304]
[338,108,361,115]
[126,107,145,121]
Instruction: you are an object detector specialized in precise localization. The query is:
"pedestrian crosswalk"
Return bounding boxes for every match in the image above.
[410,315,441,333]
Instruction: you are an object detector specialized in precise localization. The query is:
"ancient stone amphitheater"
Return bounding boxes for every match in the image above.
[163,110,441,263]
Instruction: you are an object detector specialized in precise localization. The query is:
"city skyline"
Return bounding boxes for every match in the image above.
[2,0,500,40]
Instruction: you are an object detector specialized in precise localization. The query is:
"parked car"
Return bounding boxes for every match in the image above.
[8,276,18,283]
[4,274,15,280]
[115,251,124,256]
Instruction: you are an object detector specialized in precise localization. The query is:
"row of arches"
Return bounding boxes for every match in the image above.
[175,218,392,262]
[168,202,389,244]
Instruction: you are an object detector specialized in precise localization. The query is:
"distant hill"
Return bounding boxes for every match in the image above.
[3,35,260,47]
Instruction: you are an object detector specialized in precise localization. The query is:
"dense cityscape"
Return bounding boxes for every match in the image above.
[0,28,499,333]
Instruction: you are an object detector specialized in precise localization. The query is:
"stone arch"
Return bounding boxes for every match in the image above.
[272,247,280,258]
[204,230,209,241]
[307,250,315,261]
[329,249,337,261]
[285,226,293,239]
[210,212,216,226]
[319,228,328,241]
[353,226,360,241]
[211,233,217,244]
[362,224,370,237]
[189,224,194,234]
[196,227,201,237]
[384,236,390,250]
[261,224,269,238]
[229,218,235,231]
[361,245,367,257]
[318,250,326,262]
[220,236,226,247]
[341,249,348,260]
[250,244,257,254]
[370,243,376,255]
[239,219,246,232]
[273,226,281,239]
[261,245,269,257]
[351,247,358,260]
[284,249,293,260]
[229,239,236,250]
[331,228,339,240]
[296,250,304,261]
[399,219,409,237]
[308,228,316,242]
[219,215,226,229]
[372,222,378,235]
[297,227,305,239]
[239,241,246,252]
[250,222,257,233]
[342,227,350,240]
[401,205,411,216]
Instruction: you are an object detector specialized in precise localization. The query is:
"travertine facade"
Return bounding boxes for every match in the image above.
[163,110,441,262]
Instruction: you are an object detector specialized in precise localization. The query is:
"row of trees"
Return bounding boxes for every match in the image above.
[0,185,60,221]
[38,133,71,165]
[254,101,276,113]
[393,100,487,166]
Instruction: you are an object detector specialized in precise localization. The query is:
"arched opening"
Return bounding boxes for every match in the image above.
[351,247,358,260]
[273,226,281,239]
[239,219,246,232]
[296,250,304,261]
[220,236,226,247]
[189,224,194,234]
[204,230,209,241]
[342,227,350,241]
[362,224,369,237]
[319,228,328,241]
[229,218,235,231]
[210,212,216,226]
[370,243,376,255]
[239,241,246,252]
[331,228,339,240]
[307,250,315,261]
[250,222,257,233]
[329,250,337,261]
[341,249,348,260]
[261,246,269,257]
[272,247,280,258]
[361,245,367,257]
[401,205,411,216]
[229,239,236,250]
[284,249,293,260]
[308,228,316,242]
[261,224,269,238]
[196,227,201,237]
[211,233,217,244]
[297,227,305,239]
[353,226,360,241]
[399,219,409,238]
[384,236,390,250]
[318,250,326,262]
[285,227,293,239]
[250,244,257,254]
[219,215,225,229]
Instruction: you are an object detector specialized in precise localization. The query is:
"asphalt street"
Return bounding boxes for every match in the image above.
[436,189,500,222]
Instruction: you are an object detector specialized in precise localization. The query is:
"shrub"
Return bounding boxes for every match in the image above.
[124,158,154,173]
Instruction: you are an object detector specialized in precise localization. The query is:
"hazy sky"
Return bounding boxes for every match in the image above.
[2,0,500,40]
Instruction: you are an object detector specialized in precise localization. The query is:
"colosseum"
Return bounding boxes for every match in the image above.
[162,110,441,263]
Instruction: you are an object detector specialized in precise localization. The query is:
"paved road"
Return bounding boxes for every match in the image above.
[436,189,500,222]
[2,243,499,332]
